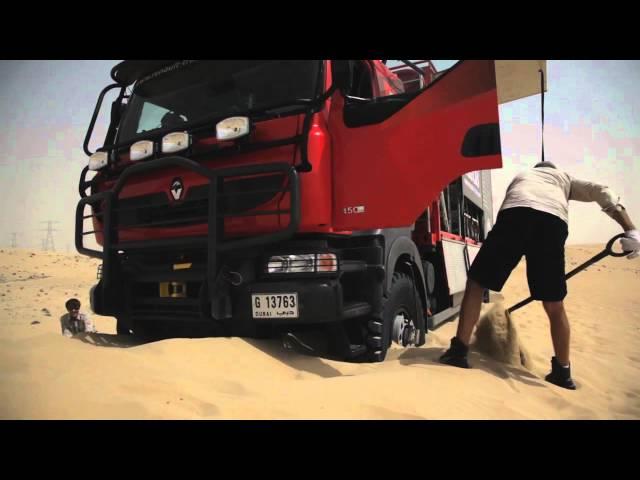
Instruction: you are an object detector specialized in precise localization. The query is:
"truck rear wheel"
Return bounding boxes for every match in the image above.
[365,271,423,362]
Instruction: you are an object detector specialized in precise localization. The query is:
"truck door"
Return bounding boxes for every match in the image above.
[328,60,502,231]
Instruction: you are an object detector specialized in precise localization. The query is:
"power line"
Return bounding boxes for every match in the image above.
[8,232,25,249]
[39,220,61,252]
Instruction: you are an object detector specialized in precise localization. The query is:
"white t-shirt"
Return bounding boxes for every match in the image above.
[499,167,621,224]
[60,312,96,337]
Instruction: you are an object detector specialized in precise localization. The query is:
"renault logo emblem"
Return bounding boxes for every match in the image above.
[170,178,183,201]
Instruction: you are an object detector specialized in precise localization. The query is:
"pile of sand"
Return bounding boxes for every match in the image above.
[473,303,532,369]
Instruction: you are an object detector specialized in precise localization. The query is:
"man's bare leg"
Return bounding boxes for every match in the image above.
[456,277,487,346]
[439,277,486,368]
[543,301,570,366]
[542,300,576,389]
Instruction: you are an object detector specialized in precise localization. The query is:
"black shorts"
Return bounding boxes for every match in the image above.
[468,207,569,302]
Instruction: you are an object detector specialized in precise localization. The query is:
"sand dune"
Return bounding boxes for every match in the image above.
[1,246,639,419]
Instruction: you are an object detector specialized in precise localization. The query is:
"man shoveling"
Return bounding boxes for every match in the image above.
[439,161,640,389]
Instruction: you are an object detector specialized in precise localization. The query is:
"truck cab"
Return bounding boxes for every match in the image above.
[77,59,505,361]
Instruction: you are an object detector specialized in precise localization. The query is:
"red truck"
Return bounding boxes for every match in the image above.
[77,59,525,362]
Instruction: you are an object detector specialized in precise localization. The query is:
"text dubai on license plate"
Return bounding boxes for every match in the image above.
[252,293,299,319]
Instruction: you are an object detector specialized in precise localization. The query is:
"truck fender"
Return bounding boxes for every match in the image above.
[385,236,428,334]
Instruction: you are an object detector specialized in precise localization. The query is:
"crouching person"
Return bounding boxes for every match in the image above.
[60,298,96,337]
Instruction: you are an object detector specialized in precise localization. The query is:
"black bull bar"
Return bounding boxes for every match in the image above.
[75,156,300,319]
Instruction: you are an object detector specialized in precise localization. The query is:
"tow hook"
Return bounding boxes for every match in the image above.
[224,270,243,286]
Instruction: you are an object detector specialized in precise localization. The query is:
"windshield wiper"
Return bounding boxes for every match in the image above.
[254,98,314,116]
[248,98,315,115]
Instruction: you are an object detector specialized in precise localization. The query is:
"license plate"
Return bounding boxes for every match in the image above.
[252,293,298,319]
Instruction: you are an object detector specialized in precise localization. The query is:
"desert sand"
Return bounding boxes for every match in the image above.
[1,245,639,419]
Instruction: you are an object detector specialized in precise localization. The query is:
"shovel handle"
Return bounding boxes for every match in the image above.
[507,233,630,314]
[606,232,632,258]
[507,296,535,314]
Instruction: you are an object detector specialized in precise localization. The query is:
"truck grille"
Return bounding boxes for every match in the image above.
[115,173,286,229]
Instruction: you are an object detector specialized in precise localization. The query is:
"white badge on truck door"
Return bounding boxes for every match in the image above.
[343,206,365,215]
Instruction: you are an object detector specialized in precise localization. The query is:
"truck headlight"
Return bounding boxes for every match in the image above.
[130,140,154,161]
[88,151,108,171]
[162,132,190,153]
[216,116,250,141]
[266,253,337,274]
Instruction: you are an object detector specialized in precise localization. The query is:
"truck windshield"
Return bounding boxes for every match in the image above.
[117,60,322,142]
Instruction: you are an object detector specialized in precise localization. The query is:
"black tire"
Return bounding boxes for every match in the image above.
[364,271,423,363]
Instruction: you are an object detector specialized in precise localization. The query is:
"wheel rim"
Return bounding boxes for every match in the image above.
[391,308,417,347]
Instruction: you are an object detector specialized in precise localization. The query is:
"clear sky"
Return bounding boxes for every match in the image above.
[0,60,638,250]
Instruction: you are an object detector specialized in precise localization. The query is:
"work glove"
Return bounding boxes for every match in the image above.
[620,229,640,259]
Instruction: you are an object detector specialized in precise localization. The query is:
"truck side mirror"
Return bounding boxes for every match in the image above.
[110,99,126,125]
[332,60,353,94]
[105,97,127,146]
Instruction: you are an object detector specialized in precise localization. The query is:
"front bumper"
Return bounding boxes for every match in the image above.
[76,156,300,321]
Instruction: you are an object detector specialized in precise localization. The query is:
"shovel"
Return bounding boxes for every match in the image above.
[506,233,631,314]
[475,233,632,367]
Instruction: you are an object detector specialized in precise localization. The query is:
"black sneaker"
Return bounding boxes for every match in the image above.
[544,356,577,390]
[439,337,471,369]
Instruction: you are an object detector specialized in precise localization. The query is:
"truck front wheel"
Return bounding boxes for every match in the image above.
[365,271,423,362]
